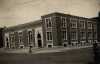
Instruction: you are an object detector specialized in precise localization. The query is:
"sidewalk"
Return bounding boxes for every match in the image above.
[0,45,93,54]
[33,45,93,54]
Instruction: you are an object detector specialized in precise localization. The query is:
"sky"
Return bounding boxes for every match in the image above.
[0,0,100,27]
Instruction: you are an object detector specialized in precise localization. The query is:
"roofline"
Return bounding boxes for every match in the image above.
[6,20,41,29]
[4,20,42,32]
[41,12,96,20]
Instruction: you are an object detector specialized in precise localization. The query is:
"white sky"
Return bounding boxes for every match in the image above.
[0,0,99,27]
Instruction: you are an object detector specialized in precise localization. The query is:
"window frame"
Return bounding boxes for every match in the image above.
[80,32,86,40]
[46,32,52,41]
[61,17,66,28]
[70,18,77,28]
[88,22,92,29]
[62,30,67,40]
[88,32,93,39]
[45,18,52,28]
[71,31,77,40]
[80,20,85,29]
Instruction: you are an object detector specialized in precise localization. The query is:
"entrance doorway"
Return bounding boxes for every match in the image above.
[6,37,9,48]
[38,40,42,48]
[37,33,42,48]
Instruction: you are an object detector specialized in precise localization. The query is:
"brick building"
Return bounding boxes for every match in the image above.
[0,28,4,48]
[92,12,100,43]
[3,12,98,48]
[97,12,100,42]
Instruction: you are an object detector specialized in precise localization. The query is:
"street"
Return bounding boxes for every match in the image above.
[0,48,94,64]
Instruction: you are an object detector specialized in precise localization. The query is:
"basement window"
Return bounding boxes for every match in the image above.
[48,45,52,48]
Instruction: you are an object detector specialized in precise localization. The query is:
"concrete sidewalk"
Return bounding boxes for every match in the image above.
[33,45,93,54]
[0,45,93,54]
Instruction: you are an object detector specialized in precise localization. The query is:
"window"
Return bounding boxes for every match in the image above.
[88,22,92,29]
[70,18,77,28]
[19,36,22,43]
[61,17,66,28]
[71,32,77,40]
[9,33,15,48]
[80,21,85,29]
[62,31,67,40]
[18,32,23,44]
[46,18,52,28]
[48,45,52,48]
[6,37,8,42]
[88,32,92,39]
[47,32,52,41]
[28,31,33,43]
[94,32,97,39]
[6,37,9,47]
[80,32,85,39]
[37,33,41,38]
[93,23,97,29]
[10,34,15,43]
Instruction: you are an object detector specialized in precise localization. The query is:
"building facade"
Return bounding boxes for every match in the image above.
[97,12,100,42]
[92,12,100,43]
[0,28,5,48]
[3,12,98,48]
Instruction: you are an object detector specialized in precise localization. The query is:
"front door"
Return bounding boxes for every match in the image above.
[7,42,9,48]
[38,40,42,48]
[37,33,42,48]
[6,37,9,48]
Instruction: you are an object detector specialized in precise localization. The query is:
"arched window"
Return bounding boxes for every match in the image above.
[6,37,9,47]
[28,31,33,43]
[37,33,42,48]
[6,37,8,42]
[37,33,41,38]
